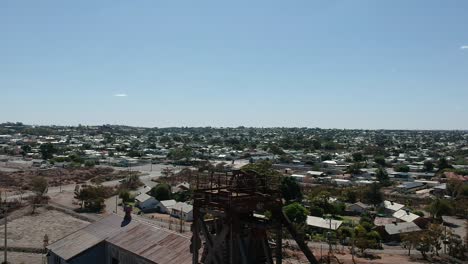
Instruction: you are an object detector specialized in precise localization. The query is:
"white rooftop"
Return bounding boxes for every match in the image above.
[160,199,177,208]
[172,202,193,213]
[135,193,152,203]
[307,171,325,176]
[306,216,342,230]
[392,209,420,222]
[382,200,405,212]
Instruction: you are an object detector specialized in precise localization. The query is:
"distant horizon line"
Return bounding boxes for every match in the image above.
[1,121,467,132]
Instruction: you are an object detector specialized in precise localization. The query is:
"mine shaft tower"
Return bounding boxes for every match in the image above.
[190,169,318,264]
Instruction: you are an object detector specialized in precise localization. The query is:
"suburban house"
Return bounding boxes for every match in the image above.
[396,182,425,194]
[333,179,351,186]
[306,216,343,231]
[431,183,447,197]
[375,222,422,241]
[170,202,193,222]
[47,214,191,264]
[392,209,421,223]
[381,200,405,215]
[390,172,411,181]
[156,199,177,214]
[373,217,397,227]
[306,171,326,177]
[134,193,159,213]
[346,202,371,214]
[172,182,190,193]
[291,174,306,182]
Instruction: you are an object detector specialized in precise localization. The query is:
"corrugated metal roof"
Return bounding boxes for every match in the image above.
[382,200,405,212]
[374,217,396,226]
[392,209,420,222]
[107,224,192,264]
[384,222,421,235]
[172,202,193,213]
[135,193,153,202]
[47,214,138,261]
[160,199,177,208]
[397,182,424,189]
[47,214,192,263]
[306,216,342,230]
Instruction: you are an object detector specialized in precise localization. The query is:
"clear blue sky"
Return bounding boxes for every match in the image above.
[1,0,467,129]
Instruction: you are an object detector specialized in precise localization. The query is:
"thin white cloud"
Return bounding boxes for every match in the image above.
[114,93,128,97]
[461,45,468,50]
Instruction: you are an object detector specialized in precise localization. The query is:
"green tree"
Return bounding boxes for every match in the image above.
[423,160,434,172]
[119,189,132,203]
[353,152,365,162]
[84,160,96,167]
[39,143,57,160]
[321,153,332,161]
[168,147,192,162]
[394,164,410,173]
[150,183,172,201]
[375,167,390,186]
[428,198,453,219]
[446,231,466,260]
[31,176,48,196]
[364,183,383,207]
[415,232,431,260]
[280,176,302,202]
[426,224,443,257]
[21,145,31,157]
[30,177,48,213]
[342,188,358,203]
[401,233,421,256]
[241,160,282,189]
[74,185,108,212]
[374,156,386,167]
[120,174,143,190]
[309,204,324,217]
[437,158,452,171]
[269,144,285,155]
[309,191,335,215]
[283,202,309,225]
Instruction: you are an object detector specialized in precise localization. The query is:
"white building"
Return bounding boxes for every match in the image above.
[381,200,405,214]
[156,199,177,214]
[306,216,342,231]
[134,193,159,212]
[392,209,420,223]
[170,202,193,222]
[346,202,371,214]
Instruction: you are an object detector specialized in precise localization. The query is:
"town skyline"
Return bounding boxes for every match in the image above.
[2,0,468,130]
[2,121,468,131]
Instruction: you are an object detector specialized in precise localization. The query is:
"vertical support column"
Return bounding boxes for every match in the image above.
[191,206,200,264]
[275,222,282,264]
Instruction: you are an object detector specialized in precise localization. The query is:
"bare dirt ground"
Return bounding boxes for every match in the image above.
[283,250,426,264]
[333,253,425,264]
[0,166,139,191]
[0,207,89,249]
[48,191,80,209]
[5,252,43,264]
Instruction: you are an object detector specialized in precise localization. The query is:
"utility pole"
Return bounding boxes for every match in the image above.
[351,220,355,264]
[4,190,7,264]
[179,213,183,233]
[443,226,447,254]
[115,195,118,213]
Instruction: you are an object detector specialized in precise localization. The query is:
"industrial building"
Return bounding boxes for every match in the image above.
[47,214,191,264]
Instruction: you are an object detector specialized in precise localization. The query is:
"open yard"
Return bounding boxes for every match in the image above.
[0,208,89,249]
[5,252,43,264]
